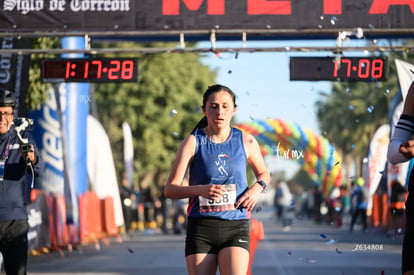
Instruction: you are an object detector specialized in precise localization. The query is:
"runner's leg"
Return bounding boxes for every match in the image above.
[218,246,249,275]
[186,253,217,275]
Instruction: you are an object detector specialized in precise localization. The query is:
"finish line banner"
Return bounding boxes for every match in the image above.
[0,0,413,34]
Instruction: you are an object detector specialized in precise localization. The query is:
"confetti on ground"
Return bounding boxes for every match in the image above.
[326,239,336,245]
[336,247,342,254]
[320,233,327,239]
[288,251,292,256]
[306,258,317,263]
[128,248,134,253]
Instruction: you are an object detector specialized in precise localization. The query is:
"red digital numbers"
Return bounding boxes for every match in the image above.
[121,60,135,80]
[289,56,387,82]
[42,58,138,83]
[333,58,385,80]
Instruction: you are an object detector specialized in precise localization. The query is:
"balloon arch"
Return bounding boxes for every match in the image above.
[234,118,343,195]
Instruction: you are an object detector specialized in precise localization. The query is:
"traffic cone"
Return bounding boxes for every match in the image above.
[247,218,264,275]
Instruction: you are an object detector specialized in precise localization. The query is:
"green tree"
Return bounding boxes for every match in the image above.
[93,42,217,189]
[27,37,60,110]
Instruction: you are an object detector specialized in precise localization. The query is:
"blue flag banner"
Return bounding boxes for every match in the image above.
[30,86,65,195]
[60,37,90,226]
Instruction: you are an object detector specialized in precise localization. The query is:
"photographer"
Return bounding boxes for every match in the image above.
[0,88,43,275]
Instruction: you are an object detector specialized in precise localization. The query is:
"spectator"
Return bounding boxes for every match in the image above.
[350,177,369,232]
[119,175,138,235]
[0,89,43,275]
[388,180,407,237]
[274,179,293,231]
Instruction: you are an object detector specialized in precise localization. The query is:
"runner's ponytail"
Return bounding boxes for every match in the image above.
[191,116,207,134]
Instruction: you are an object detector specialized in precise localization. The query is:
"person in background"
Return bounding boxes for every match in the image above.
[387,80,414,275]
[313,185,323,223]
[155,185,169,234]
[0,88,43,275]
[164,84,270,275]
[274,179,293,231]
[388,180,407,237]
[119,175,138,235]
[339,183,352,227]
[326,185,341,226]
[141,183,156,229]
[349,177,369,232]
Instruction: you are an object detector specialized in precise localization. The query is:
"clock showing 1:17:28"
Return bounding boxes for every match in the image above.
[41,58,139,83]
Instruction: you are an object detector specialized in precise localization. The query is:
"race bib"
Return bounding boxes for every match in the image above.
[199,184,236,212]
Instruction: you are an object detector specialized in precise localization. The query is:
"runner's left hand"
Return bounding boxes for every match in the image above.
[234,184,262,211]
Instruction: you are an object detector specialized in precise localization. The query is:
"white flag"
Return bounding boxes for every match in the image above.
[395,59,414,100]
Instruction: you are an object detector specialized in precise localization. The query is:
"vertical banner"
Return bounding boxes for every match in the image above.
[88,115,124,227]
[395,59,414,101]
[30,85,65,194]
[122,122,134,188]
[0,37,32,116]
[61,37,89,227]
[367,124,390,196]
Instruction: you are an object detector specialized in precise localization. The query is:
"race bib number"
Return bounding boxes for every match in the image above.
[199,184,236,212]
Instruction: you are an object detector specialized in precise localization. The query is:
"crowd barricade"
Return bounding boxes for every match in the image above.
[371,194,381,227]
[28,189,51,256]
[381,193,389,227]
[28,189,120,257]
[54,194,70,247]
[79,191,103,247]
[101,196,122,243]
[371,193,390,229]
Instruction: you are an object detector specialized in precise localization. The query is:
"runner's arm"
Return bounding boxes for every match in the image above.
[388,81,414,164]
[164,135,226,200]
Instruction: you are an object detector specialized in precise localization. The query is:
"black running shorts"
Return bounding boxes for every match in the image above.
[185,218,250,256]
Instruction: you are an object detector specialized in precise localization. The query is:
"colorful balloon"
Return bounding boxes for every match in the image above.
[235,118,343,195]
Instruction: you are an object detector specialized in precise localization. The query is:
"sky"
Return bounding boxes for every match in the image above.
[198,40,336,178]
[196,37,398,179]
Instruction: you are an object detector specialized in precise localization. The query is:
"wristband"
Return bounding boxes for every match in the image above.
[256,180,267,190]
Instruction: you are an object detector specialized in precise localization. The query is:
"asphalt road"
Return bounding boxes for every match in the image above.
[24,207,403,275]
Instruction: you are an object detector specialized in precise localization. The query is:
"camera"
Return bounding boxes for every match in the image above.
[20,144,31,153]
[13,117,34,131]
[13,117,34,153]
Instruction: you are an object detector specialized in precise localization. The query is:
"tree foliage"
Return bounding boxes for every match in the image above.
[27,37,60,110]
[92,42,217,187]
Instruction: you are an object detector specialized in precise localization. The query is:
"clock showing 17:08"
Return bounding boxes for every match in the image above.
[41,58,139,83]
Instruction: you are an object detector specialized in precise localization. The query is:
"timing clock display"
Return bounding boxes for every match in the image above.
[290,56,388,81]
[42,58,139,83]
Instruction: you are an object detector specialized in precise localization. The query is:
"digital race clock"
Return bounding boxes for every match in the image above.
[290,56,388,81]
[42,58,139,83]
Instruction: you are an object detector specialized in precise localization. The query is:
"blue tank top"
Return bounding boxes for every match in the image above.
[188,127,250,220]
